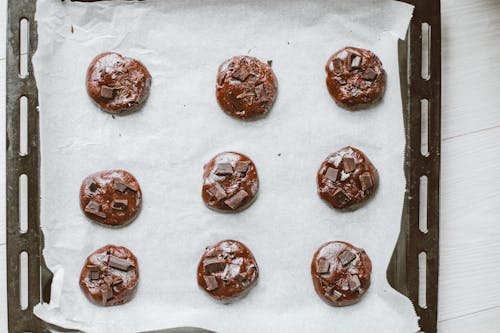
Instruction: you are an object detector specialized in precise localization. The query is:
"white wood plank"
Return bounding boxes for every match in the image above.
[439,126,500,321]
[441,0,500,140]
[439,306,500,333]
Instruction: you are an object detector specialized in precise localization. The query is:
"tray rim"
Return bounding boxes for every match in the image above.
[4,1,441,332]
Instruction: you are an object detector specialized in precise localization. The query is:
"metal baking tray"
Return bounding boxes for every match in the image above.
[5,0,441,332]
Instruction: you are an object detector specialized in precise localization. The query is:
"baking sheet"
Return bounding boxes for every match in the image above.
[32,0,418,332]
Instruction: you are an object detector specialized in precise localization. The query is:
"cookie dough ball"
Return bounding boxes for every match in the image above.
[216,55,277,120]
[197,240,259,303]
[80,245,139,306]
[311,241,371,307]
[317,146,378,210]
[202,152,259,212]
[80,170,142,227]
[325,46,386,109]
[86,52,152,114]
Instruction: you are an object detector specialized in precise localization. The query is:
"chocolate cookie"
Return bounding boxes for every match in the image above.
[317,146,378,210]
[311,241,371,307]
[80,245,139,306]
[325,46,386,109]
[202,152,259,212]
[197,240,259,303]
[86,52,152,114]
[216,56,278,120]
[80,170,142,226]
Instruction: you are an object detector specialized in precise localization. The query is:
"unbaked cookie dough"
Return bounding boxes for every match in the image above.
[325,46,386,109]
[197,240,259,303]
[80,245,139,306]
[216,55,277,120]
[80,169,142,226]
[86,52,152,114]
[311,241,372,307]
[317,146,378,210]
[202,152,259,212]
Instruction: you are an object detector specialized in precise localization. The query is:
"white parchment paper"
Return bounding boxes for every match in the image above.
[32,0,418,332]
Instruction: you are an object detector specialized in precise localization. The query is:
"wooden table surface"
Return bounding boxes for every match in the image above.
[1,0,499,332]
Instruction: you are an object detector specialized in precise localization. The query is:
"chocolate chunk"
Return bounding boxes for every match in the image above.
[224,190,249,210]
[332,58,344,74]
[218,72,227,86]
[124,182,138,192]
[236,272,248,283]
[85,200,100,212]
[325,167,338,182]
[348,274,361,291]
[325,288,343,301]
[108,256,132,271]
[207,186,225,200]
[113,181,137,193]
[209,182,227,201]
[203,275,219,291]
[115,182,130,192]
[362,68,378,81]
[89,271,100,281]
[87,265,100,280]
[84,201,106,218]
[255,84,270,102]
[236,91,256,99]
[349,54,362,71]
[336,77,347,85]
[349,267,360,275]
[267,60,273,66]
[232,65,250,81]
[111,199,128,211]
[100,85,115,99]
[214,183,227,200]
[341,279,350,291]
[100,284,114,305]
[332,290,343,300]
[333,189,349,205]
[339,250,356,267]
[342,157,356,173]
[203,257,226,273]
[235,161,251,175]
[206,187,216,198]
[88,181,98,192]
[317,257,330,274]
[360,172,374,190]
[103,275,113,286]
[214,163,233,176]
[112,277,123,286]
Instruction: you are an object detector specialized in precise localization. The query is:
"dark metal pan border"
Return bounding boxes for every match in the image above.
[5,0,441,331]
